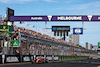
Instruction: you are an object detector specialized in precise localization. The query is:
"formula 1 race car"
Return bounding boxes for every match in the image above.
[88,56,92,59]
[32,57,48,64]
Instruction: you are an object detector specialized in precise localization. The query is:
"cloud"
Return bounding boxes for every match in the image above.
[0,0,35,3]
[0,0,57,3]
[0,0,10,3]
[65,0,74,4]
[42,0,57,3]
[68,1,100,10]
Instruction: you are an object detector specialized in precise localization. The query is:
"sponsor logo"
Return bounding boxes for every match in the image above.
[47,15,52,21]
[31,17,42,20]
[3,26,6,29]
[6,57,19,62]
[0,26,8,31]
[23,57,30,61]
[87,15,92,21]
[52,27,57,31]
[73,28,83,34]
[46,57,52,60]
[13,42,18,46]
[53,57,59,60]
[57,27,70,31]
[75,29,82,33]
[57,16,82,20]
[98,17,100,19]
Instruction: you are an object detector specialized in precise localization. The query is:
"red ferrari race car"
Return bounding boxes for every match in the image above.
[31,57,48,64]
[88,56,92,59]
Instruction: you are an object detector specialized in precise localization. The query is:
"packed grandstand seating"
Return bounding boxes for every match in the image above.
[0,21,73,45]
[0,21,98,56]
[12,22,73,46]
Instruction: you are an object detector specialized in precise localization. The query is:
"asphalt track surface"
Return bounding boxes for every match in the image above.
[0,60,100,67]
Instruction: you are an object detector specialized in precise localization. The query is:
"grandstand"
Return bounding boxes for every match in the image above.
[0,21,98,57]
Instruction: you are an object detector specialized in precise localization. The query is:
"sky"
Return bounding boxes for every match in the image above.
[0,0,100,48]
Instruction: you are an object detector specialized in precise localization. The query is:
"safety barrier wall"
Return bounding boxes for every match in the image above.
[4,55,20,63]
[0,55,2,64]
[0,55,90,64]
[22,55,34,62]
[0,55,59,64]
[59,56,89,61]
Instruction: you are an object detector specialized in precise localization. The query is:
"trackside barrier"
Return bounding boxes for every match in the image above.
[1,55,58,64]
[3,55,34,63]
[4,55,20,63]
[0,55,90,64]
[46,55,59,61]
[46,55,52,61]
[53,55,59,61]
[59,56,89,61]
[22,55,34,62]
[0,55,2,64]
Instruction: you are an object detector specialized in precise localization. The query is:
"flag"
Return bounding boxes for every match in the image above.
[47,31,49,34]
[36,27,37,30]
[27,24,30,26]
[3,14,6,18]
[33,25,35,27]
[16,22,19,23]
[29,24,32,26]
[38,28,40,31]
[51,32,53,35]
[24,22,27,25]
[3,14,7,20]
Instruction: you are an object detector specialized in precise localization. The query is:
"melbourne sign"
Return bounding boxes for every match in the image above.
[10,15,100,21]
[73,28,83,34]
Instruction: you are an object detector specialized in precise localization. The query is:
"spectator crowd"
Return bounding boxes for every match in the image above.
[0,21,98,56]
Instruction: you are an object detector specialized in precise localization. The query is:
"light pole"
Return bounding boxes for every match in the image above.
[7,22,12,55]
[81,41,83,56]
